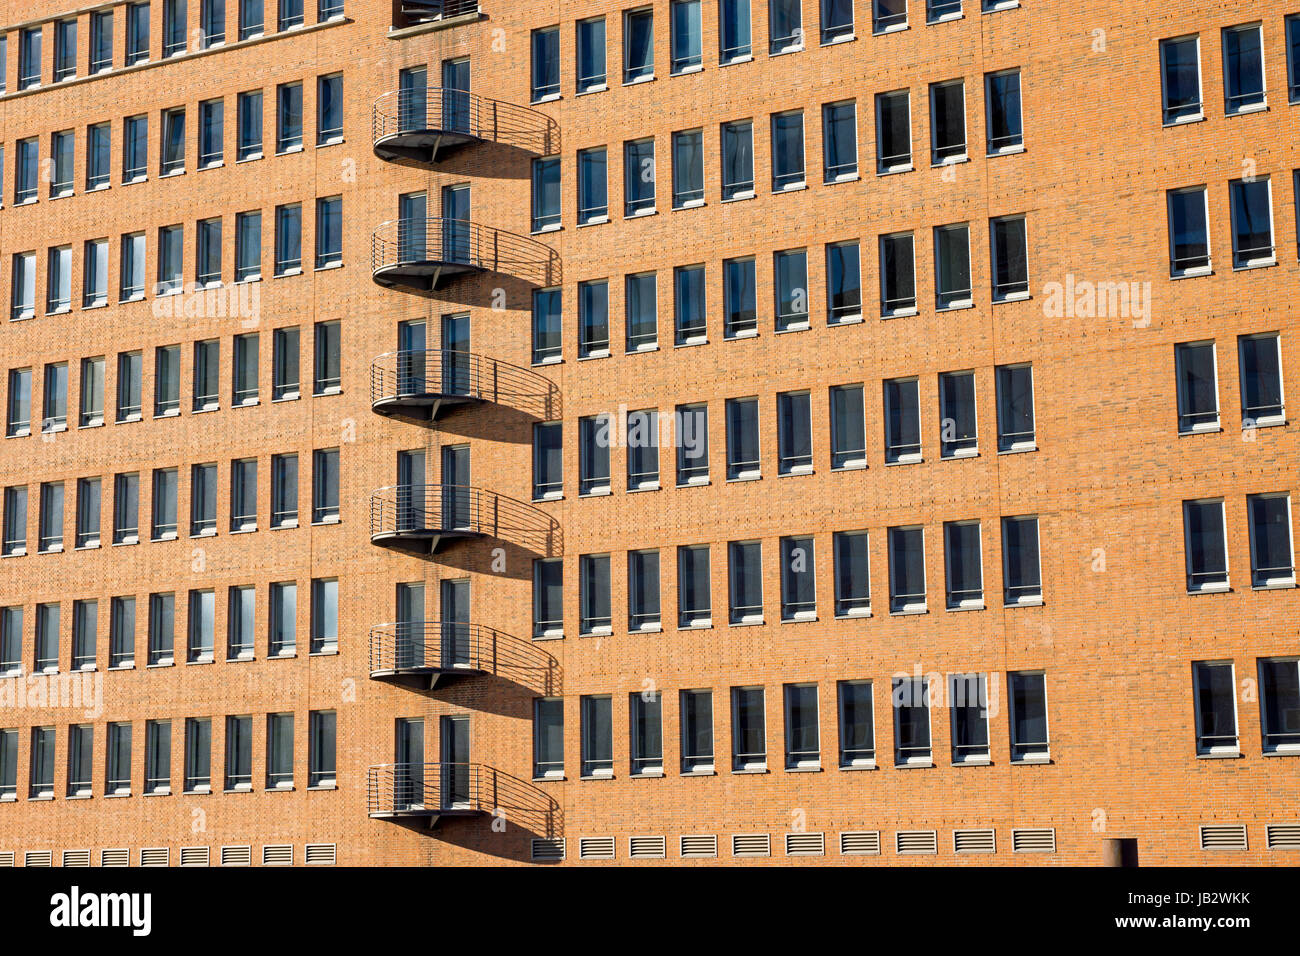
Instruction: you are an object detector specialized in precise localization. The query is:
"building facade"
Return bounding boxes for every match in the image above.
[0,0,1295,867]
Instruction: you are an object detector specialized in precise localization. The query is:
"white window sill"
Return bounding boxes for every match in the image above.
[576,84,608,96]
[577,217,609,228]
[676,478,711,488]
[840,761,877,771]
[721,54,753,66]
[948,602,986,612]
[889,607,928,616]
[778,466,814,478]
[143,789,172,797]
[630,623,662,633]
[630,770,664,778]
[988,144,1026,157]
[1233,259,1277,272]
[577,351,610,361]
[531,224,563,236]
[1162,114,1206,128]
[1170,267,1213,280]
[1004,597,1044,608]
[772,182,807,194]
[531,92,562,104]
[785,765,822,772]
[1196,751,1242,759]
[954,757,992,767]
[998,445,1037,455]
[931,155,969,168]
[627,484,660,493]
[731,767,768,774]
[674,338,708,348]
[729,619,765,627]
[533,632,565,642]
[578,489,612,498]
[622,75,655,87]
[942,449,980,460]
[1262,747,1300,757]
[624,208,658,219]
[677,623,712,631]
[1187,584,1231,595]
[722,192,756,203]
[307,784,338,791]
[1225,104,1268,118]
[885,457,923,466]
[681,768,716,776]
[532,358,563,368]
[533,774,566,782]
[834,610,872,620]
[580,773,615,782]
[829,315,864,327]
[1010,755,1052,765]
[673,199,706,211]
[994,291,1032,303]
[895,759,934,769]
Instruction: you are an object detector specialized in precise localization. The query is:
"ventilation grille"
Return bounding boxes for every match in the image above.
[262,845,293,866]
[220,845,252,867]
[0,852,13,867]
[100,848,129,867]
[785,832,825,857]
[61,850,91,867]
[179,846,210,867]
[732,833,771,858]
[680,834,718,858]
[140,847,169,867]
[1012,828,1057,853]
[840,831,881,856]
[628,835,666,859]
[953,828,996,854]
[578,837,615,860]
[305,843,337,865]
[1200,825,1247,851]
[1266,824,1300,850]
[24,850,53,867]
[896,830,938,855]
[531,838,565,862]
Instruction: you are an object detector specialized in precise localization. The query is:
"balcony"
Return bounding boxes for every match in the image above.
[370,350,560,423]
[369,484,560,556]
[369,621,496,688]
[393,0,480,31]
[371,218,561,293]
[372,88,558,165]
[367,762,558,830]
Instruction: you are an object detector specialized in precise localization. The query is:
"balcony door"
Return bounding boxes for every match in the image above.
[397,319,427,396]
[441,184,471,264]
[441,57,470,134]
[440,715,471,810]
[396,582,425,669]
[398,65,428,133]
[440,578,470,669]
[441,312,470,397]
[441,445,470,531]
[395,717,425,810]
[398,192,427,263]
[397,449,426,532]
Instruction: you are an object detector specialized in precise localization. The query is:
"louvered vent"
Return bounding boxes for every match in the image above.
[628,835,666,859]
[140,847,169,867]
[785,832,825,857]
[732,833,771,858]
[262,845,293,866]
[0,852,14,867]
[220,845,252,867]
[24,850,53,867]
[305,843,337,865]
[179,846,210,867]
[531,838,565,862]
[953,829,996,854]
[896,830,938,855]
[680,834,718,858]
[99,848,129,867]
[1266,824,1300,850]
[1199,825,1247,851]
[1012,828,1057,853]
[61,850,91,867]
[840,831,881,856]
[578,837,615,860]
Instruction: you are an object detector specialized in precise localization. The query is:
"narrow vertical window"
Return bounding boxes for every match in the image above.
[674,264,707,345]
[1175,341,1219,433]
[1222,23,1265,115]
[670,0,703,74]
[770,110,806,190]
[1008,672,1050,761]
[721,120,755,200]
[1167,186,1211,276]
[630,692,663,774]
[728,540,764,624]
[838,680,875,766]
[731,687,767,770]
[944,520,983,609]
[680,690,714,772]
[1247,493,1295,589]
[883,377,921,463]
[892,676,931,766]
[531,26,560,101]
[1192,661,1238,755]
[725,397,760,479]
[888,525,926,613]
[1001,515,1042,605]
[624,9,655,82]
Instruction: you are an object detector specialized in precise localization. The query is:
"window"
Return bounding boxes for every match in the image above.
[672,130,704,208]
[1258,658,1300,753]
[874,0,908,33]
[995,363,1036,451]
[154,345,180,416]
[768,0,803,54]
[723,257,757,338]
[310,578,338,654]
[892,676,931,766]
[275,203,303,274]
[677,544,712,626]
[317,73,343,145]
[681,689,714,772]
[1222,23,1265,115]
[875,90,912,175]
[726,397,760,479]
[196,218,223,288]
[732,687,766,770]
[578,149,608,225]
[838,680,874,766]
[577,554,612,636]
[227,587,255,660]
[34,603,60,672]
[822,101,858,182]
[314,320,341,393]
[79,357,106,428]
[72,600,97,669]
[823,240,863,325]
[531,26,560,101]
[880,230,917,316]
[10,253,35,321]
[533,559,563,638]
[1183,498,1228,593]
[90,11,114,73]
[720,0,752,63]
[1008,671,1049,761]
[16,138,39,203]
[148,592,175,666]
[113,473,140,544]
[228,333,259,407]
[1161,37,1202,121]
[195,100,224,171]
[106,723,131,794]
[624,138,657,217]
[237,91,264,161]
[126,3,151,64]
[949,673,990,764]
[884,377,921,463]
[18,27,41,91]
[193,339,220,411]
[721,120,755,200]
[676,403,709,484]
[5,369,31,437]
[670,0,703,73]
[625,272,658,350]
[1001,515,1041,605]
[46,247,73,314]
[224,715,253,790]
[0,608,20,675]
[272,327,300,399]
[311,449,339,523]
[187,590,215,663]
[831,530,870,617]
[86,124,112,191]
[201,0,226,47]
[239,0,265,37]
[771,248,809,332]
[1289,15,1300,103]
[1248,493,1295,588]
[576,17,607,92]
[56,22,80,80]
[160,108,186,175]
[780,536,817,620]
[579,696,613,778]
[627,409,660,489]
[270,581,297,656]
[270,453,298,528]
[122,115,149,184]
[1238,333,1284,426]
[529,422,564,501]
[990,215,1029,299]
[119,232,146,301]
[116,353,143,423]
[626,692,664,775]
[934,223,972,309]
[1229,177,1275,268]
[266,714,294,788]
[151,468,178,540]
[109,597,136,668]
[83,240,109,309]
[181,718,212,795]
[628,549,661,630]
[75,478,101,549]
[231,459,258,531]
[531,157,561,231]
[928,0,961,22]
[163,0,187,56]
[533,699,564,778]
[930,80,966,163]
[667,264,706,345]
[888,525,926,613]
[579,415,611,495]
[777,391,812,474]
[30,728,55,798]
[728,540,763,624]
[315,196,343,268]
[158,224,184,294]
[985,70,1023,152]
[308,710,336,787]
[185,463,216,536]
[276,82,303,152]
[280,0,306,29]
[1,487,26,556]
[1193,661,1239,755]
[38,482,65,552]
[939,370,977,457]
[51,131,75,197]
[624,8,654,82]
[770,111,806,190]
[1174,341,1219,433]
[782,684,821,769]
[1167,186,1211,276]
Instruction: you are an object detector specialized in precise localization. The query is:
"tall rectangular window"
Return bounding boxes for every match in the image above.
[1238,332,1284,426]
[731,686,766,770]
[113,473,140,544]
[948,673,989,763]
[784,683,820,768]
[892,676,931,766]
[1222,23,1265,115]
[531,26,560,101]
[18,27,41,91]
[1161,35,1202,123]
[232,333,259,407]
[315,196,343,268]
[51,131,75,197]
[312,448,339,523]
[884,377,921,463]
[193,339,219,411]
[275,203,303,274]
[161,108,186,175]
[35,603,60,672]
[119,232,146,301]
[672,129,704,208]
[675,264,706,345]
[116,352,143,422]
[109,597,136,668]
[1247,493,1295,588]
[985,69,1023,152]
[46,247,73,314]
[720,0,752,63]
[934,223,972,309]
[1167,186,1211,276]
[721,120,754,200]
[577,280,610,358]
[930,79,966,163]
[87,124,112,190]
[91,11,114,72]
[874,0,907,32]
[126,3,151,63]
[184,718,212,793]
[30,728,55,798]
[838,680,874,766]
[75,477,101,548]
[533,698,564,779]
[276,82,303,152]
[938,369,978,458]
[532,422,563,500]
[624,8,654,82]
[1258,658,1300,754]
[157,224,184,294]
[231,459,258,531]
[627,409,660,490]
[879,232,915,316]
[0,608,21,675]
[106,723,131,794]
[269,328,301,405]
[579,555,612,635]
[579,415,612,495]
[72,600,98,669]
[578,149,609,225]
[198,100,224,169]
[227,587,255,660]
[38,482,65,552]
[123,116,148,183]
[677,544,712,627]
[270,581,297,656]
[266,714,294,788]
[79,356,106,427]
[314,320,341,393]
[833,531,870,617]
[1175,341,1219,433]
[237,91,264,161]
[769,0,802,53]
[670,0,703,73]
[187,590,215,663]
[579,696,613,778]
[311,578,338,653]
[728,540,763,624]
[190,463,217,535]
[1229,177,1275,268]
[628,549,661,630]
[681,689,714,772]
[822,0,854,41]
[270,453,298,528]
[777,391,812,474]
[1,487,26,557]
[201,0,226,46]
[822,101,858,182]
[770,110,806,190]
[774,249,809,331]
[625,272,658,351]
[875,89,912,174]
[1001,515,1042,605]
[1009,671,1050,761]
[531,157,561,232]
[531,288,562,364]
[317,73,343,145]
[196,218,223,287]
[990,215,1029,300]
[163,0,188,56]
[888,525,926,613]
[533,558,563,638]
[54,20,77,81]
[780,535,816,620]
[278,0,304,29]
[83,241,109,308]
[6,369,31,438]
[1289,15,1300,104]
[240,0,265,39]
[675,403,709,485]
[309,711,336,787]
[630,692,663,774]
[576,17,607,93]
[15,138,39,203]
[1192,661,1238,755]
[944,521,983,609]
[148,593,175,666]
[725,397,760,479]
[225,716,253,790]
[826,241,861,324]
[723,257,757,338]
[151,468,178,540]
[154,345,181,416]
[995,363,1036,452]
[624,138,656,216]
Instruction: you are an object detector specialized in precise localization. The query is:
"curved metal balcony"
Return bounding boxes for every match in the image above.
[369,484,560,556]
[369,621,499,688]
[367,762,558,829]
[371,218,561,292]
[370,350,560,423]
[372,88,559,165]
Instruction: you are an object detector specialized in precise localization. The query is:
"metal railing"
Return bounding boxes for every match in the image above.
[370,620,511,674]
[370,349,560,418]
[372,87,558,156]
[398,0,480,25]
[369,484,560,553]
[371,217,561,288]
[367,761,556,819]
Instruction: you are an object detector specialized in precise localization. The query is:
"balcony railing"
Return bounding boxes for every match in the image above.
[397,0,480,28]
[370,349,560,422]
[371,621,562,693]
[367,762,559,830]
[371,217,561,292]
[369,484,561,556]
[372,88,559,163]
